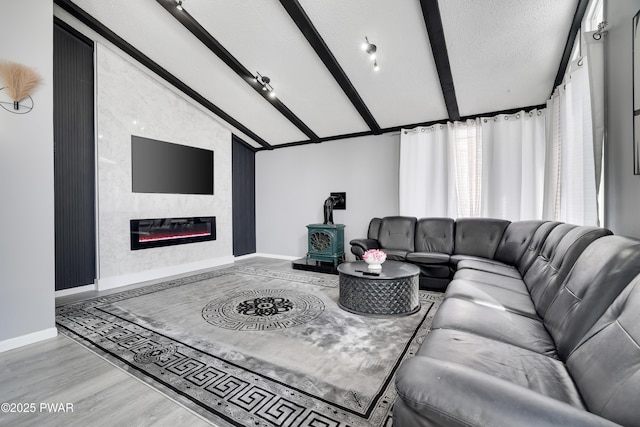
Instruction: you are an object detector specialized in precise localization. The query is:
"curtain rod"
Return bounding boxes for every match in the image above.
[403,110,544,134]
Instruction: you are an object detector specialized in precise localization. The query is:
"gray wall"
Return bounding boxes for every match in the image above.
[605,0,640,237]
[256,133,400,258]
[0,1,56,346]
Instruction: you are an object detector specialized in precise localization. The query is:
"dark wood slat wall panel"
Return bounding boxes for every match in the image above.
[54,20,97,290]
[232,136,256,256]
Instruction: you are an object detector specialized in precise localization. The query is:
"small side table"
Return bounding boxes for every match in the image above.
[337,261,420,316]
[306,224,345,267]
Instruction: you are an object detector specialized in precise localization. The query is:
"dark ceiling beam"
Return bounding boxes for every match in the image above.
[263,103,546,151]
[155,0,319,142]
[551,0,590,93]
[279,0,381,134]
[54,0,272,149]
[419,0,460,122]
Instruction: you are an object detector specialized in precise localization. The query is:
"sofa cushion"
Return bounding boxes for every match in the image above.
[394,357,614,427]
[414,217,454,253]
[417,329,579,404]
[523,224,584,317]
[494,220,546,266]
[566,276,640,426]
[405,252,450,264]
[444,280,538,317]
[516,221,563,276]
[450,254,500,267]
[526,225,612,317]
[453,218,510,260]
[452,269,530,294]
[456,258,521,278]
[430,297,556,356]
[377,216,416,252]
[543,236,640,360]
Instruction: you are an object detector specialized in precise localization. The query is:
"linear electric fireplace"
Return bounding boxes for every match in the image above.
[130,217,216,250]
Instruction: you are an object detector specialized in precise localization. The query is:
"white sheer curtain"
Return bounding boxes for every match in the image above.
[585,29,605,223]
[399,124,457,217]
[480,111,546,220]
[399,111,546,221]
[543,58,599,226]
[451,120,482,217]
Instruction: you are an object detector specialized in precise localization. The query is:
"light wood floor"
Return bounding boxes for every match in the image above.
[0,257,313,427]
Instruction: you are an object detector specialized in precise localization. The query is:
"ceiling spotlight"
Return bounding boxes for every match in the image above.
[255,72,276,98]
[362,36,379,70]
[364,37,377,58]
[176,0,183,10]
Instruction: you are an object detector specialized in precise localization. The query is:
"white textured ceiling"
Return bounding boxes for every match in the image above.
[440,0,579,117]
[299,0,448,129]
[54,0,581,149]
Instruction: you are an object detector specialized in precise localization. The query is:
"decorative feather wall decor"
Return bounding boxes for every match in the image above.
[0,60,42,113]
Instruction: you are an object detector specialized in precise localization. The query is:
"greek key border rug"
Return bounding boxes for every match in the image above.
[56,266,443,427]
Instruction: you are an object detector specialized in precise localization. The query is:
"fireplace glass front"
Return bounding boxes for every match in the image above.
[130,217,216,250]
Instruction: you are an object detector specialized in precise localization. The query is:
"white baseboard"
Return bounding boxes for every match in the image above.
[96,255,235,291]
[0,327,58,353]
[55,283,97,297]
[234,253,259,261]
[253,253,300,261]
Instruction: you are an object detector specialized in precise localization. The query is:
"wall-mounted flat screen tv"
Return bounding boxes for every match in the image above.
[131,135,214,195]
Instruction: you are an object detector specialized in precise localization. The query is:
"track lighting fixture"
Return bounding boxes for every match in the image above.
[176,0,183,10]
[254,72,276,98]
[362,36,379,71]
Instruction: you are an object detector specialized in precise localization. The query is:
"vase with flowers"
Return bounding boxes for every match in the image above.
[362,249,387,271]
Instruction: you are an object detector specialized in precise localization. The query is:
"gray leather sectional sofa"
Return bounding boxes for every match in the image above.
[350,216,571,290]
[350,217,640,426]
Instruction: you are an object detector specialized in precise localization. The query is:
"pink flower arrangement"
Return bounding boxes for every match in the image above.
[362,249,387,263]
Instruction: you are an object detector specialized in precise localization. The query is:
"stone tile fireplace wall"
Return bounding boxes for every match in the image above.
[96,44,232,289]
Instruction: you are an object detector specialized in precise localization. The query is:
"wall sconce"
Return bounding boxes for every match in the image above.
[0,61,42,114]
[361,37,380,71]
[254,72,276,98]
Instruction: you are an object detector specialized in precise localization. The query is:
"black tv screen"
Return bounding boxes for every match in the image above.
[131,135,214,195]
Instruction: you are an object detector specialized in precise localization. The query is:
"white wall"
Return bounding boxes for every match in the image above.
[604,0,640,238]
[0,1,57,350]
[256,133,400,258]
[95,44,233,289]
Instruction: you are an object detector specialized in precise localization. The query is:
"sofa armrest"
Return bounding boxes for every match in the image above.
[349,238,380,258]
[395,356,618,427]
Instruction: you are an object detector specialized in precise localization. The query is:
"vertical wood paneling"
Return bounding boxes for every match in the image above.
[54,20,96,290]
[232,136,256,256]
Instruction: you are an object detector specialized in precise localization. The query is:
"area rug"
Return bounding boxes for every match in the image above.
[56,266,443,426]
